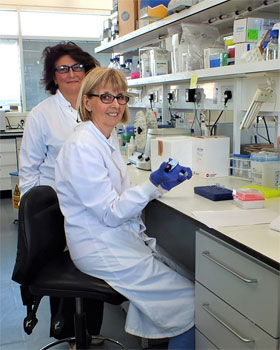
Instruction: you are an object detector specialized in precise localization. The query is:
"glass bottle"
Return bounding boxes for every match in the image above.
[266,29,279,60]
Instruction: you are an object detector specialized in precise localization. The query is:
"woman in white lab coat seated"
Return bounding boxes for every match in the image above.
[18,41,103,347]
[55,67,195,349]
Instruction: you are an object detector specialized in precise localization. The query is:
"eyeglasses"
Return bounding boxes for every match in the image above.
[55,63,85,74]
[88,93,129,105]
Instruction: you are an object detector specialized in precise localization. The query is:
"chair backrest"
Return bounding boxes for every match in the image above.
[12,185,66,285]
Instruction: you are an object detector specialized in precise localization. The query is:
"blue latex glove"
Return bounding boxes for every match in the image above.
[150,160,192,191]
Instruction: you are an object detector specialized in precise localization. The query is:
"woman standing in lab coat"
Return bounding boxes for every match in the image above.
[19,41,103,346]
[55,67,195,349]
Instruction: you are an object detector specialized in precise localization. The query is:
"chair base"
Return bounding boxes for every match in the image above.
[41,335,127,350]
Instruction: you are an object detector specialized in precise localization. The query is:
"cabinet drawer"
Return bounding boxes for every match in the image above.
[195,282,279,349]
[0,152,17,166]
[0,177,13,190]
[195,328,218,349]
[0,138,16,152]
[196,230,280,338]
[0,165,17,178]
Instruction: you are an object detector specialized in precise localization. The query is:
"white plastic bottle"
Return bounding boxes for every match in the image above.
[201,119,209,136]
[266,29,279,60]
[127,136,135,158]
[113,57,120,70]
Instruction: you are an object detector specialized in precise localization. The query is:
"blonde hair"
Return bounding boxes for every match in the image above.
[77,67,130,123]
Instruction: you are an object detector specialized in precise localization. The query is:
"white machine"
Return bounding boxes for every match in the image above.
[129,127,189,170]
[0,110,6,131]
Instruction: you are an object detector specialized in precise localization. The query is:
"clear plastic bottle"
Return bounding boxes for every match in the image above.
[125,58,133,73]
[262,41,269,60]
[113,57,120,70]
[108,58,114,68]
[266,29,279,60]
[130,61,140,79]
[119,63,130,78]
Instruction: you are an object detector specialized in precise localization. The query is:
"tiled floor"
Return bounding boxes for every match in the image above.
[0,197,168,350]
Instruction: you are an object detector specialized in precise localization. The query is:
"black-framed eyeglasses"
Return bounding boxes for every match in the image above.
[55,63,85,74]
[88,93,130,105]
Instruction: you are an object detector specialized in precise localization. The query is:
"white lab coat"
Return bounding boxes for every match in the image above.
[19,90,79,196]
[55,121,194,339]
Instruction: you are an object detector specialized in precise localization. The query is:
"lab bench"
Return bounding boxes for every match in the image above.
[127,164,280,349]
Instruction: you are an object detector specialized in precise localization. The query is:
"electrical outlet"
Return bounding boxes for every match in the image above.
[150,91,158,102]
[221,86,233,103]
[185,88,203,103]
[170,88,179,102]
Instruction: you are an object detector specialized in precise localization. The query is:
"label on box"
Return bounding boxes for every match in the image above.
[247,29,258,41]
[13,184,20,209]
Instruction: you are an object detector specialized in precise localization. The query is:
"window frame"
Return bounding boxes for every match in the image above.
[0,8,110,112]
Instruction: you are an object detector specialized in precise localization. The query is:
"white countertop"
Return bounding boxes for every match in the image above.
[127,163,280,265]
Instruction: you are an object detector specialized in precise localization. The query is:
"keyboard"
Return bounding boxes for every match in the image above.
[194,185,233,201]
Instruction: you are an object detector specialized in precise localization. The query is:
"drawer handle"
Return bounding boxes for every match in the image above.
[201,303,255,344]
[202,251,258,284]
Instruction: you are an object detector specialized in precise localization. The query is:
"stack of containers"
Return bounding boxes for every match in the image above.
[233,188,265,209]
[251,151,280,189]
[233,17,278,64]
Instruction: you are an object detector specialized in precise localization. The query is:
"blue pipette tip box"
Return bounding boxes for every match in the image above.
[194,185,233,201]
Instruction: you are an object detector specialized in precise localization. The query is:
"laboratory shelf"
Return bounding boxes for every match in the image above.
[127,59,280,87]
[95,0,280,55]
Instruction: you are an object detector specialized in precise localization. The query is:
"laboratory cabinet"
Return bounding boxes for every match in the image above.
[0,138,17,191]
[195,329,218,349]
[195,229,280,349]
[0,136,22,191]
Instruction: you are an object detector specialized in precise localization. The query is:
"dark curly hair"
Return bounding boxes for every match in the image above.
[41,41,100,95]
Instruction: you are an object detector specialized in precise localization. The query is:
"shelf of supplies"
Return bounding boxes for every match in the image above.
[95,0,280,55]
[127,59,280,87]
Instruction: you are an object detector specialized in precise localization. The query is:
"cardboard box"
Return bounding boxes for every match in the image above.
[234,42,257,65]
[139,47,169,77]
[151,136,193,171]
[191,136,230,178]
[140,0,170,20]
[233,17,277,43]
[150,48,169,75]
[118,0,138,37]
[151,135,230,178]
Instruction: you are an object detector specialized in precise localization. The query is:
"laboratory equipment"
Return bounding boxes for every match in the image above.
[233,188,265,209]
[191,136,230,178]
[165,158,178,172]
[266,29,279,60]
[130,128,187,170]
[229,154,251,180]
[250,151,280,188]
[151,135,192,171]
[0,109,6,131]
[194,185,233,201]
[240,79,273,130]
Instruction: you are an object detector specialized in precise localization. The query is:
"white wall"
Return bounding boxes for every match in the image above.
[0,0,113,13]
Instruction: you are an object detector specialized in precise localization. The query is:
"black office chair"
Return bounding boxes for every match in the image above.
[12,185,127,350]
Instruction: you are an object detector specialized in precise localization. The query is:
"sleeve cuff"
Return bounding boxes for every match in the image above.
[141,180,163,199]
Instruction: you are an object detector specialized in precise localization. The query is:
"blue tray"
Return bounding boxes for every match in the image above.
[194,185,233,201]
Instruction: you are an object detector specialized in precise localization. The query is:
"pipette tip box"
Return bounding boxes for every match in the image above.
[194,185,233,201]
